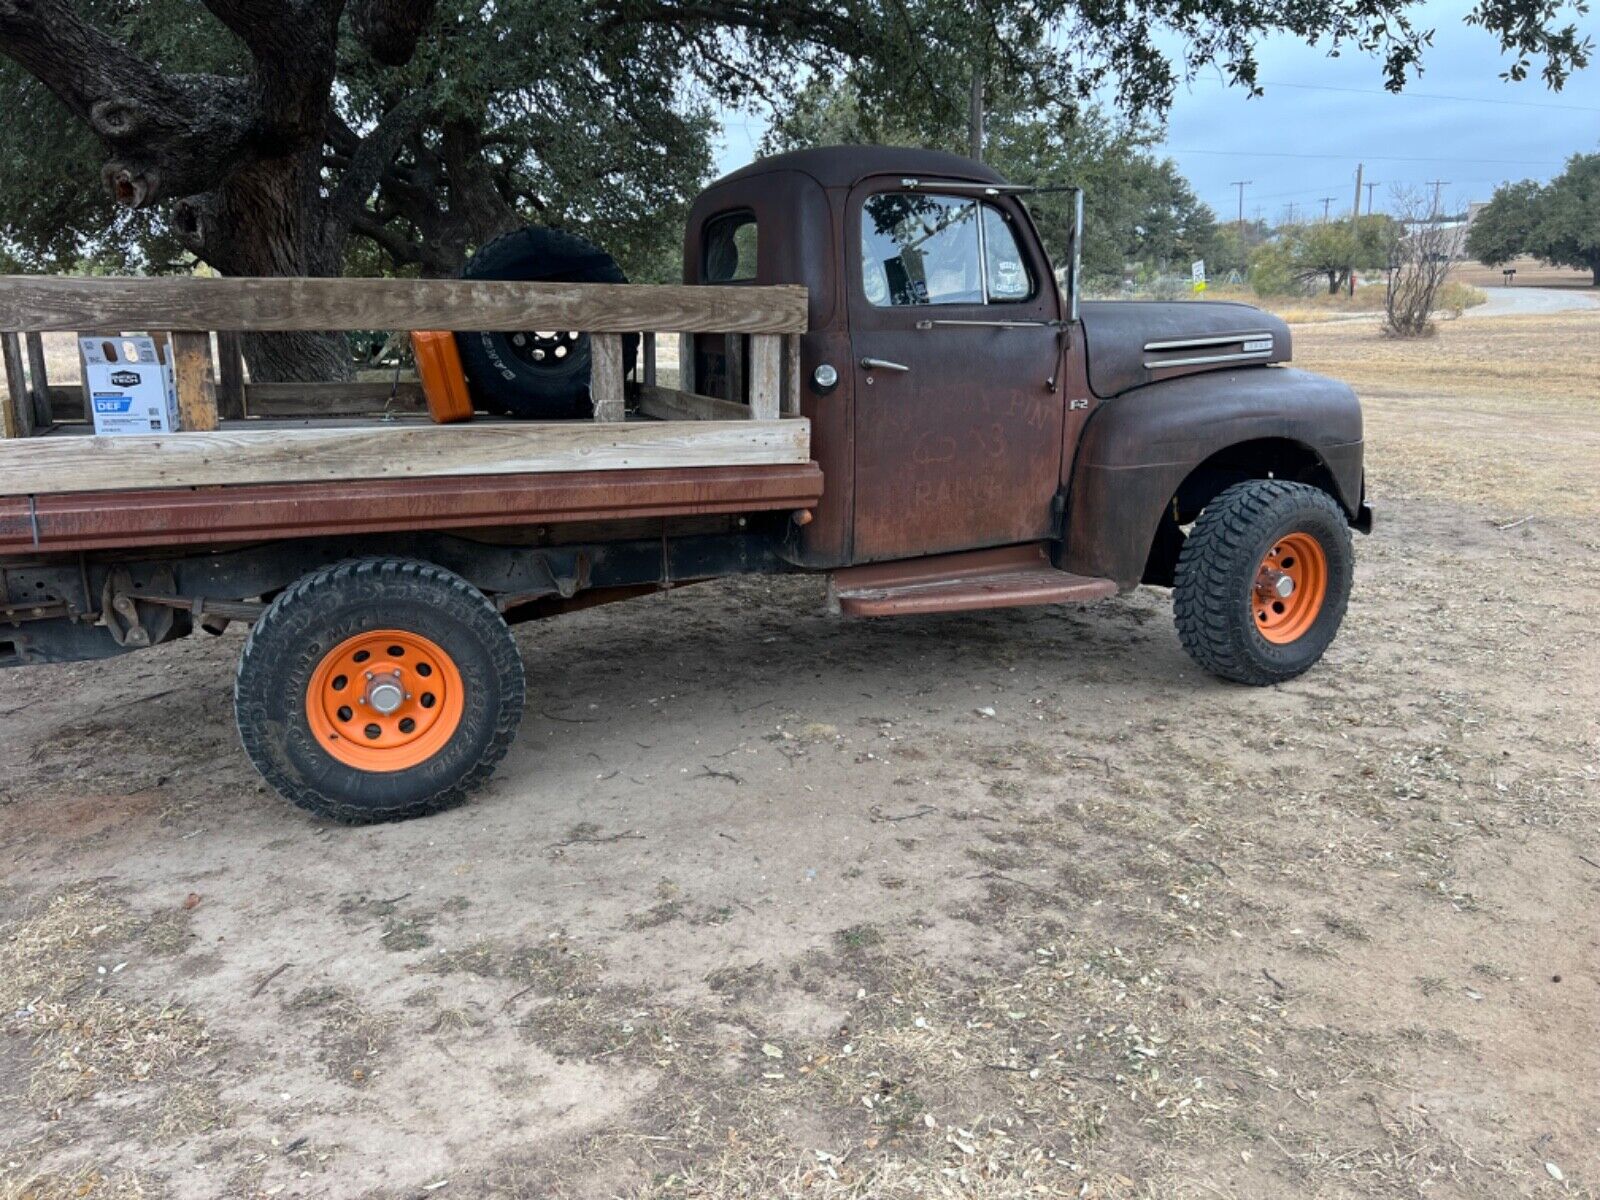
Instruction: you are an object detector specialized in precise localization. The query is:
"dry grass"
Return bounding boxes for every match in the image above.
[0,1165,155,1200]
[1453,257,1596,290]
[1291,311,1600,517]
[0,889,211,1118]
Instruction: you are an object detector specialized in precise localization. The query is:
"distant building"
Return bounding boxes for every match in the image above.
[1401,202,1484,261]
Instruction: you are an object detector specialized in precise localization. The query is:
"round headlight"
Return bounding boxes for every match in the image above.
[812,363,839,393]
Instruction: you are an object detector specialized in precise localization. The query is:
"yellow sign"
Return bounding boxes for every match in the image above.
[1193,280,1207,293]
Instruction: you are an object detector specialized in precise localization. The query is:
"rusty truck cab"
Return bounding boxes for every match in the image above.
[687,145,1368,594]
[686,146,1075,572]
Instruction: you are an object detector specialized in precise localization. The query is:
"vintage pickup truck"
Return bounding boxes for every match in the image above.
[0,145,1368,823]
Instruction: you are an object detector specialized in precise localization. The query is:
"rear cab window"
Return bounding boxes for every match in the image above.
[860,192,1034,306]
[697,210,761,402]
[703,211,758,283]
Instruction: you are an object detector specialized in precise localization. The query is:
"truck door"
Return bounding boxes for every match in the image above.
[846,184,1064,562]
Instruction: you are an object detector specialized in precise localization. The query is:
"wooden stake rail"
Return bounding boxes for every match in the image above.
[0,277,810,496]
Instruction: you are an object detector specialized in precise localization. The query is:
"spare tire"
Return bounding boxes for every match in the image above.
[456,227,638,419]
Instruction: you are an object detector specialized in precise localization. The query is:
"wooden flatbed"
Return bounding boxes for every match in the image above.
[0,276,819,557]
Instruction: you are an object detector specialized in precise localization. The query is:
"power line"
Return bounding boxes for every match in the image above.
[1255,78,1600,114]
[1168,147,1562,166]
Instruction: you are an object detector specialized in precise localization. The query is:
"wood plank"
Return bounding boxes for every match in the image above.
[216,331,245,419]
[749,334,781,421]
[0,416,810,497]
[589,333,625,422]
[2,332,33,438]
[724,333,744,405]
[0,276,809,335]
[642,332,657,386]
[636,384,752,423]
[170,330,219,432]
[781,334,802,416]
[678,333,696,394]
[245,380,426,416]
[25,332,51,428]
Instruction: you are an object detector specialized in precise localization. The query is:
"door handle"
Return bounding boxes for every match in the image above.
[860,357,910,373]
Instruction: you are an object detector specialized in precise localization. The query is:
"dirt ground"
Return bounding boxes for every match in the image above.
[3,313,1598,1199]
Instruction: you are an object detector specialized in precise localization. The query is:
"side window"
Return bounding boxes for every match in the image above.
[861,193,982,306]
[704,211,758,282]
[860,193,1034,306]
[983,206,1033,301]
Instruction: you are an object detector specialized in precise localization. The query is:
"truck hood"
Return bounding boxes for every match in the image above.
[1079,300,1292,399]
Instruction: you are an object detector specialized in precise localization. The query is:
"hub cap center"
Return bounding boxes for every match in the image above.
[366,672,405,715]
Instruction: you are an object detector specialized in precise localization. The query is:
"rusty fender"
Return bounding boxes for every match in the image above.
[1060,366,1364,589]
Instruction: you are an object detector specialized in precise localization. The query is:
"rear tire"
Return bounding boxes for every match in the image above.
[1173,480,1353,685]
[235,558,524,823]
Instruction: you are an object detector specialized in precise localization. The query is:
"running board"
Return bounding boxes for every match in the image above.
[828,543,1118,618]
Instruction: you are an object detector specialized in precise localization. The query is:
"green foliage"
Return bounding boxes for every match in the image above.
[1468,154,1600,283]
[1464,179,1544,266]
[1246,216,1397,296]
[334,0,718,281]
[1248,241,1297,297]
[1538,153,1600,282]
[1,0,1592,286]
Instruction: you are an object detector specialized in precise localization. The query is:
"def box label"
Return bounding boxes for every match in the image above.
[79,335,181,435]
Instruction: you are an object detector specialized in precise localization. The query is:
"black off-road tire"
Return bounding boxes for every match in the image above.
[235,558,524,823]
[1173,480,1353,685]
[456,227,638,419]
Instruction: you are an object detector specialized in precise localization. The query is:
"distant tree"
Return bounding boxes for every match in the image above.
[1465,178,1546,267]
[1539,154,1600,284]
[1290,222,1360,294]
[1468,154,1600,284]
[1247,215,1397,296]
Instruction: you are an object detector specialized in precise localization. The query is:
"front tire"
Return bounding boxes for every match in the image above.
[1173,480,1353,685]
[235,558,525,823]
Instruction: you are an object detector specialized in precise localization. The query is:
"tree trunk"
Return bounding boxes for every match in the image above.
[176,153,353,383]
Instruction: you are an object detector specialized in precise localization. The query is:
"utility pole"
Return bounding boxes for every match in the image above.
[1284,201,1299,225]
[1363,180,1380,214]
[1424,179,1451,216]
[1349,163,1363,298]
[1318,196,1336,221]
[1229,180,1252,226]
[968,70,984,162]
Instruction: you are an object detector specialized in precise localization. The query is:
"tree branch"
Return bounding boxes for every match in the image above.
[324,91,432,255]
[0,0,256,207]
[352,0,438,65]
[350,210,426,266]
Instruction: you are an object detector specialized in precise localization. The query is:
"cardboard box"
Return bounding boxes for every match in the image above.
[79,335,180,435]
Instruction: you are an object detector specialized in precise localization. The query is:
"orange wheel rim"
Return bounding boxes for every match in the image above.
[1253,532,1328,645]
[305,630,465,772]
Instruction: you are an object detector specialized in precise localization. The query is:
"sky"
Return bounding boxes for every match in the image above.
[712,0,1600,221]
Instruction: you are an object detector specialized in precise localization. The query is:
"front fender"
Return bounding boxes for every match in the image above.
[1060,366,1364,588]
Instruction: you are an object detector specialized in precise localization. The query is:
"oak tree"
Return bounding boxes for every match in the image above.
[0,0,1592,378]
